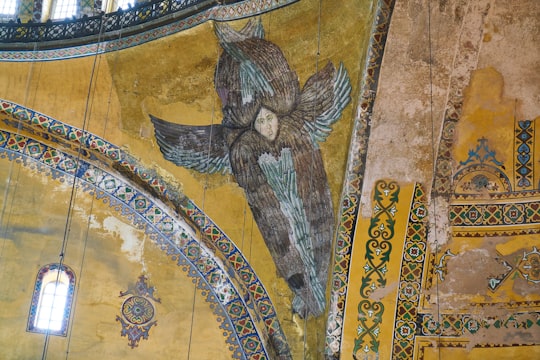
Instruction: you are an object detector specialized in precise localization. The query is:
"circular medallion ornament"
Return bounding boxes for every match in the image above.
[121,296,155,325]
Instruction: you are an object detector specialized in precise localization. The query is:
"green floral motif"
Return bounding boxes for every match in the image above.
[354,180,400,358]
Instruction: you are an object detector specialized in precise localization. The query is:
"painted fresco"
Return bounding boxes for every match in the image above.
[0,0,371,357]
[151,19,351,318]
[0,0,538,359]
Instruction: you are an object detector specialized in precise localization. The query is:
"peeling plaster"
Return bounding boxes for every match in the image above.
[102,216,146,267]
[435,235,540,310]
[465,321,540,351]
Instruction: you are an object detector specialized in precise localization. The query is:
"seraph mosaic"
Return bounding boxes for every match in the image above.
[150,19,351,317]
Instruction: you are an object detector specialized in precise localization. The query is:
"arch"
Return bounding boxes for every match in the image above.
[453,164,512,196]
[0,99,290,359]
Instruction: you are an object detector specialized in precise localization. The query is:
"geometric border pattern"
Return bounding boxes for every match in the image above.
[0,99,291,359]
[325,0,396,356]
[416,339,540,360]
[420,312,540,337]
[0,0,298,62]
[391,183,428,359]
[515,120,534,190]
[450,201,540,228]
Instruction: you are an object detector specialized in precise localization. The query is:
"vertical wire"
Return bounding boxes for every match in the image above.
[63,13,117,359]
[40,13,108,360]
[240,201,247,254]
[0,40,43,360]
[427,0,442,358]
[248,216,254,262]
[5,39,54,360]
[187,21,222,360]
[303,0,323,357]
[0,41,40,267]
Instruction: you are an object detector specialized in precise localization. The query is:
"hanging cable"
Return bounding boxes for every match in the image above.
[62,11,120,359]
[0,41,41,269]
[248,215,254,262]
[40,11,109,360]
[426,1,442,359]
[301,0,323,357]
[186,19,223,360]
[240,200,248,255]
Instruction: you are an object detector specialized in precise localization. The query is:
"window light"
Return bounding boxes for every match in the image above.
[0,0,17,16]
[27,264,75,336]
[35,282,69,331]
[52,0,77,20]
[116,0,135,10]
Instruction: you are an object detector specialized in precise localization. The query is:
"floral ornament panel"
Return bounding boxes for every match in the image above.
[116,275,159,348]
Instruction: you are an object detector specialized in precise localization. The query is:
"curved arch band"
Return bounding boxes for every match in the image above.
[0,98,290,359]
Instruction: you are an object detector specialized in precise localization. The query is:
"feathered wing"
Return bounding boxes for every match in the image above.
[150,115,232,175]
[295,62,352,144]
[215,21,274,105]
[214,18,265,42]
[229,125,329,317]
[258,148,326,315]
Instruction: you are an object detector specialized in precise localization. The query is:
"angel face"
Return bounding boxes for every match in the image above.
[254,107,279,141]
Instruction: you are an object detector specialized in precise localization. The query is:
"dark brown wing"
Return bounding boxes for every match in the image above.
[293,62,351,143]
[229,122,332,317]
[150,114,231,175]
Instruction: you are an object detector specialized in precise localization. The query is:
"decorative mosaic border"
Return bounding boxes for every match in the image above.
[0,99,291,359]
[515,120,535,190]
[450,200,540,237]
[450,201,540,227]
[452,190,540,201]
[420,311,540,337]
[0,0,298,62]
[388,183,540,358]
[416,339,540,360]
[391,183,428,359]
[325,0,396,357]
[352,180,400,358]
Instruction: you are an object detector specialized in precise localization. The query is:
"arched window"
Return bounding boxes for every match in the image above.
[27,264,75,336]
[116,0,135,10]
[51,0,78,20]
[0,0,18,17]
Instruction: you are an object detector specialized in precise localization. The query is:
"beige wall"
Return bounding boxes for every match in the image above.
[0,159,231,359]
